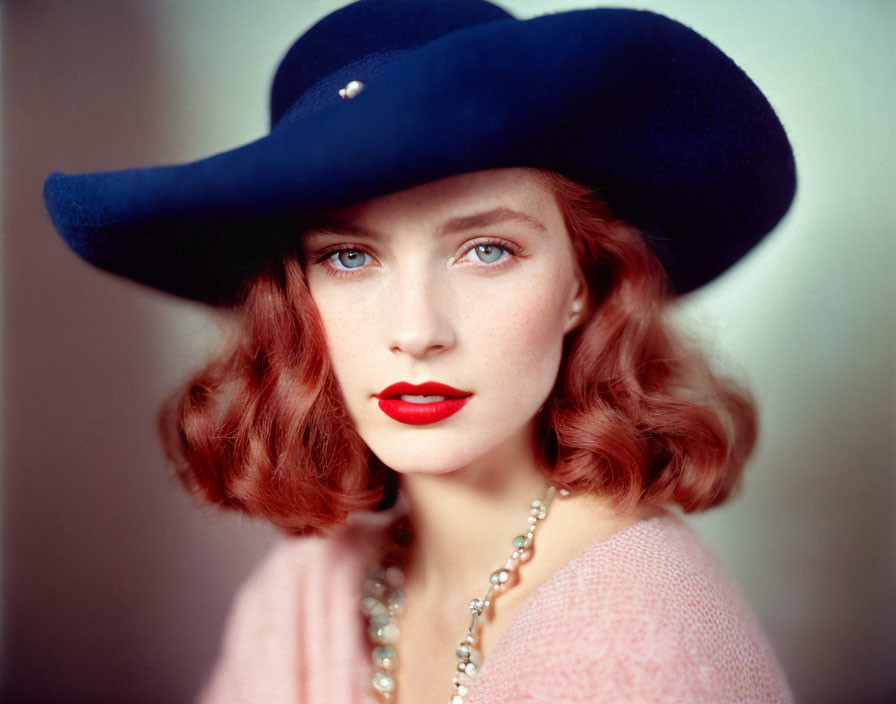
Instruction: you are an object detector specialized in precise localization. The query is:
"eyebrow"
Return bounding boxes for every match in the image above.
[303,206,548,241]
[438,207,548,236]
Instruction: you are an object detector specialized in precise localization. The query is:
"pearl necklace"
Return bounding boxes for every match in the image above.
[361,485,563,702]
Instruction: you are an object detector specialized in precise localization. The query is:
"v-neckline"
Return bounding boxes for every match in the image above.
[350,506,673,702]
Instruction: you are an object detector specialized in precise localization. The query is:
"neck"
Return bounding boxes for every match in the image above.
[392,422,666,610]
[397,421,550,601]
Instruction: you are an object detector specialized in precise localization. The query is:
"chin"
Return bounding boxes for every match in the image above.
[388,463,461,477]
[368,439,491,477]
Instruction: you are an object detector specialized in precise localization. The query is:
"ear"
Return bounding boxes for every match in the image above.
[563,271,590,334]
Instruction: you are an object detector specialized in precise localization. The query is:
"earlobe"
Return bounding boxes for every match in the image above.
[564,301,584,334]
[565,281,589,333]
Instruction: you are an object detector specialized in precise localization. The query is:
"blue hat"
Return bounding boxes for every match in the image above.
[43,0,796,305]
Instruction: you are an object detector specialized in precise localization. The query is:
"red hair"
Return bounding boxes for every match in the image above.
[534,170,756,513]
[159,170,757,533]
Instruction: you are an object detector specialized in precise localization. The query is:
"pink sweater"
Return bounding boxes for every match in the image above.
[199,509,794,703]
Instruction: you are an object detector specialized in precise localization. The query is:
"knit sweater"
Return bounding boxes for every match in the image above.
[198,509,794,703]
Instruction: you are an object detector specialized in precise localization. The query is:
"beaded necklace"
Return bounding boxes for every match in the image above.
[361,485,564,702]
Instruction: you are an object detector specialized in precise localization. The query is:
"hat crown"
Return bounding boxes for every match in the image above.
[44,4,796,304]
[269,0,512,129]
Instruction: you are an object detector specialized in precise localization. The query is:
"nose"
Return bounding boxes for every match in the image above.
[386,267,455,359]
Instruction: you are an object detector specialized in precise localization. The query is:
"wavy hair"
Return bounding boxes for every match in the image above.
[159,170,757,533]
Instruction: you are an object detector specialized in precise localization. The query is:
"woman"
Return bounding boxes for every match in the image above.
[43,0,797,702]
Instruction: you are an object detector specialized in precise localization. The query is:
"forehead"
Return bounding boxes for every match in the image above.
[306,168,560,235]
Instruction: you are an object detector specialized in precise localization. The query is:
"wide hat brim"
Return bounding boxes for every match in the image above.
[44,6,796,305]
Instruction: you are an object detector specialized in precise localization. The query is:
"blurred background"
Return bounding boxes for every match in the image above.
[2,1,893,702]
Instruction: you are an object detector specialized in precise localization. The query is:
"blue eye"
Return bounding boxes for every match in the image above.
[316,239,517,278]
[329,249,368,270]
[470,243,508,264]
[467,242,512,264]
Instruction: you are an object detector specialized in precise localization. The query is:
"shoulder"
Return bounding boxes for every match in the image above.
[573,509,761,623]
[564,511,794,701]
[225,509,393,613]
[472,511,794,704]
[197,510,393,703]
[525,510,761,624]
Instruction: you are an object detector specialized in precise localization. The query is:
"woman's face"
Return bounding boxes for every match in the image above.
[301,168,588,476]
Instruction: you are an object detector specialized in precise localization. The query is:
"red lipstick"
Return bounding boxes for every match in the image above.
[374,381,473,425]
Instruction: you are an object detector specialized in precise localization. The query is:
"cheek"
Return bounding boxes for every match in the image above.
[459,274,570,395]
[307,288,377,395]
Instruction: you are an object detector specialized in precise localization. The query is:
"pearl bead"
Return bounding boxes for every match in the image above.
[361,596,387,617]
[369,614,399,644]
[363,573,388,599]
[489,568,510,585]
[386,588,405,615]
[372,671,395,693]
[455,668,474,686]
[372,646,396,671]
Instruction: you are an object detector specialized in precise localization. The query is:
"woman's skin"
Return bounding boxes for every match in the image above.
[301,168,661,701]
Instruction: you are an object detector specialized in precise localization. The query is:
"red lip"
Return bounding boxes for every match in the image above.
[375,381,471,399]
[374,381,473,426]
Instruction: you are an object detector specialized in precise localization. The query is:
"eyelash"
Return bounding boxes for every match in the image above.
[313,237,522,279]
